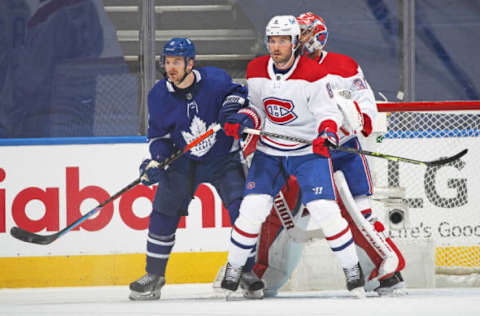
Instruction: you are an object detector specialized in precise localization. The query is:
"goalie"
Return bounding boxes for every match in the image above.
[250,12,405,297]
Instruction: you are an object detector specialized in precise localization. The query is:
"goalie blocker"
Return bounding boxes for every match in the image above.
[252,171,405,295]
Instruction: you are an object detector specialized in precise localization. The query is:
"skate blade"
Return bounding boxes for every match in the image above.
[243,289,264,300]
[224,290,242,301]
[129,290,160,301]
[350,287,366,299]
[376,282,407,297]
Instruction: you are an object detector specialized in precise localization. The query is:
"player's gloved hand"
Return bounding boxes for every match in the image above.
[313,121,339,158]
[139,159,167,186]
[361,113,373,137]
[223,113,254,140]
[218,95,245,125]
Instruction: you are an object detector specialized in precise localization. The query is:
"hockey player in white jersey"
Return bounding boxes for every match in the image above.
[252,12,406,296]
[220,15,366,298]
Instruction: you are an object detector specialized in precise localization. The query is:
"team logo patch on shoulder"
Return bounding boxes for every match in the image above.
[263,97,297,125]
[353,78,367,90]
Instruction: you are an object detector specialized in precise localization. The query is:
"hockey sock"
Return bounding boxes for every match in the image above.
[146,212,181,275]
[323,217,358,268]
[228,215,261,269]
[308,199,358,268]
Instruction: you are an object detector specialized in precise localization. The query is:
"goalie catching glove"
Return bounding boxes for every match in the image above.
[333,89,372,137]
[139,159,167,186]
[313,120,339,158]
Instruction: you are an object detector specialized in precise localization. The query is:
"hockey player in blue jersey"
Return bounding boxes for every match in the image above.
[128,37,263,300]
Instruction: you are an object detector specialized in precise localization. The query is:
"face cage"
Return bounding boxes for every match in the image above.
[301,29,328,54]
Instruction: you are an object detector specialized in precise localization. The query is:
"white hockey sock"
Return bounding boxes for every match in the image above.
[307,199,359,269]
[228,194,273,268]
[228,215,261,269]
[323,217,358,269]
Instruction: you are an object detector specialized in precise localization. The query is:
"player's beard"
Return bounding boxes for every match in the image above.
[167,70,185,86]
[272,51,293,69]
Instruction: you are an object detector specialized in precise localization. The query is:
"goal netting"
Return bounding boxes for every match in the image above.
[370,101,480,275]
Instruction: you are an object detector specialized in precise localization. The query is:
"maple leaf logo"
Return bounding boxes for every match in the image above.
[181,116,217,157]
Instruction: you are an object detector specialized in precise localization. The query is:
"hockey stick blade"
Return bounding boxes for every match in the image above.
[242,128,468,167]
[10,226,59,245]
[9,178,139,245]
[9,124,221,245]
[424,149,468,166]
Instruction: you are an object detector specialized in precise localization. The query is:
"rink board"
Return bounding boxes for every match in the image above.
[1,136,479,288]
[0,141,231,288]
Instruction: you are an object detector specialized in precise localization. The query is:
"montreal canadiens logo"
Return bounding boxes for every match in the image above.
[263,98,297,125]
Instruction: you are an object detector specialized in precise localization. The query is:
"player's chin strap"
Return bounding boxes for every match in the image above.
[242,128,467,166]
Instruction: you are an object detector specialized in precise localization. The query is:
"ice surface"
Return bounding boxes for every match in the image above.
[1,283,480,316]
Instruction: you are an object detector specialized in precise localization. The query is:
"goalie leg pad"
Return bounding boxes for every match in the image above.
[335,171,399,281]
[354,195,406,275]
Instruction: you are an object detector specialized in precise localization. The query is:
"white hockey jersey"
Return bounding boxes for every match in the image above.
[246,55,343,156]
[316,52,377,144]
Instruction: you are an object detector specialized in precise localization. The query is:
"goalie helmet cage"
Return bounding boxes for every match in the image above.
[283,100,480,291]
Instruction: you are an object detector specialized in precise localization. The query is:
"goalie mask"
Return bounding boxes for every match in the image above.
[296,12,328,54]
[265,15,301,56]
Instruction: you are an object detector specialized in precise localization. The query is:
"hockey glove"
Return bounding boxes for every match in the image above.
[313,120,339,158]
[361,113,373,137]
[223,113,255,140]
[218,95,246,125]
[139,159,167,186]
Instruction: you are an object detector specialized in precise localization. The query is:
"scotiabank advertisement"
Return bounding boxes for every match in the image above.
[0,142,232,257]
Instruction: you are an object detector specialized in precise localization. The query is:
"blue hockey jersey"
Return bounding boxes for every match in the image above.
[147,66,248,162]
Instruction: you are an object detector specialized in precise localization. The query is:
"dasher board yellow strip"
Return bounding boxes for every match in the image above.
[0,252,227,288]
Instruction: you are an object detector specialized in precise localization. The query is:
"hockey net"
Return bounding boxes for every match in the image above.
[283,101,480,291]
[366,101,480,277]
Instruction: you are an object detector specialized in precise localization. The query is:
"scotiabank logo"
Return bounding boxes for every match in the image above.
[0,167,232,234]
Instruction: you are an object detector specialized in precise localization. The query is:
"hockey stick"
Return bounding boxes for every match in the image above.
[243,128,467,167]
[10,124,222,245]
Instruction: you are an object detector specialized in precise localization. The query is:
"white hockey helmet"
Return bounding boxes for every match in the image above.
[296,12,328,54]
[265,15,301,54]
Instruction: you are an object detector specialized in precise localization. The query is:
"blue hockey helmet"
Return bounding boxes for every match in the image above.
[162,37,196,64]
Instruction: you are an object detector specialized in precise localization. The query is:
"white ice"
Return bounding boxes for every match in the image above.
[1,284,480,316]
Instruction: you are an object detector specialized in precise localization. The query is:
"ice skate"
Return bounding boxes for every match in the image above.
[240,271,265,299]
[343,263,366,298]
[129,273,165,301]
[375,272,406,296]
[221,262,243,292]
